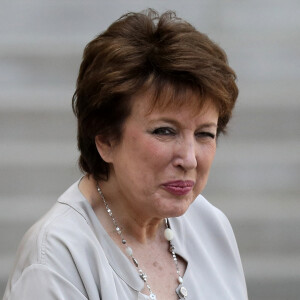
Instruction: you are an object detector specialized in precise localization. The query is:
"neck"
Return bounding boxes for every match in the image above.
[122,216,164,244]
[79,175,165,243]
[79,175,187,299]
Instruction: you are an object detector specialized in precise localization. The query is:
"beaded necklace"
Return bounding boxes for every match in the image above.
[97,185,188,299]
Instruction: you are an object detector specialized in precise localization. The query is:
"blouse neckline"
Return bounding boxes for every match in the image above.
[58,179,190,294]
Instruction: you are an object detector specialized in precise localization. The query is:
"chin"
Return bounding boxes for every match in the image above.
[156,193,195,218]
[163,203,191,218]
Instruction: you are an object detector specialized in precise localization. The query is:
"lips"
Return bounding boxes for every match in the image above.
[162,180,195,196]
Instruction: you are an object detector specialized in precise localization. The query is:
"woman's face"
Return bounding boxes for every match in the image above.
[98,91,218,220]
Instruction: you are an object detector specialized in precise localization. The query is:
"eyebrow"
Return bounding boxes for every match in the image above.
[200,122,218,129]
[149,118,218,129]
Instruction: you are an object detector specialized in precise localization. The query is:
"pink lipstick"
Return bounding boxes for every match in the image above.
[162,180,194,196]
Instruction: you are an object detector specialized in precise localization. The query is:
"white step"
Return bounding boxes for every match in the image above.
[245,255,300,300]
[0,88,74,112]
[0,141,78,167]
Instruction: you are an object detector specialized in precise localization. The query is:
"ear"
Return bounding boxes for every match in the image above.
[95,135,114,163]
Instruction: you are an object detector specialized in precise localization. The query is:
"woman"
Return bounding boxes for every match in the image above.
[4,9,248,300]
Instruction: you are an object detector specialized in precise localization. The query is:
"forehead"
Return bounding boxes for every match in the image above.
[130,86,218,118]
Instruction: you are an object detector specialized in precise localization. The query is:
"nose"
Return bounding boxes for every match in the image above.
[173,137,197,171]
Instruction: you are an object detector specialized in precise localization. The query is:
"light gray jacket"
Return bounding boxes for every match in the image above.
[4,180,248,300]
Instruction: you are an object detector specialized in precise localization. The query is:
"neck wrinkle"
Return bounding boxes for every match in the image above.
[95,176,165,245]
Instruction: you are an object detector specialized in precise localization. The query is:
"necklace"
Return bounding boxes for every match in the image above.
[97,185,188,299]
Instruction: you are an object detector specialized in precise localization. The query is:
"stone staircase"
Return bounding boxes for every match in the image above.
[1,1,299,299]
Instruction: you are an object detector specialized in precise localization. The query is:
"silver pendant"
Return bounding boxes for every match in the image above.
[149,293,156,300]
[176,284,188,299]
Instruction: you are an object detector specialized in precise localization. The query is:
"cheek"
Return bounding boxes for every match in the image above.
[194,148,216,194]
[197,144,216,171]
[124,140,171,193]
[147,140,167,156]
[139,141,172,171]
[207,146,216,165]
[120,133,171,181]
[129,132,171,164]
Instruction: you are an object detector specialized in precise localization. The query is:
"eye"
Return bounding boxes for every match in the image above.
[152,127,176,136]
[196,132,216,139]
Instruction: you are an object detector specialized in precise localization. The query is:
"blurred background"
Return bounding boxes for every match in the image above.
[0,0,299,299]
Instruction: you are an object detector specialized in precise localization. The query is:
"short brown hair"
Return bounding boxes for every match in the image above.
[72,9,238,181]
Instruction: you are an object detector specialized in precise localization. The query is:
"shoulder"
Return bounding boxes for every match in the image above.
[171,195,248,298]
[187,194,235,235]
[18,191,91,266]
[5,181,97,297]
[173,194,242,259]
[3,263,88,300]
